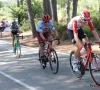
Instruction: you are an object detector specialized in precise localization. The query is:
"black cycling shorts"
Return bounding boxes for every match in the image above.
[67,28,87,44]
[11,30,18,35]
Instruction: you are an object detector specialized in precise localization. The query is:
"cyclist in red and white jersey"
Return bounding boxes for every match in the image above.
[67,10,100,74]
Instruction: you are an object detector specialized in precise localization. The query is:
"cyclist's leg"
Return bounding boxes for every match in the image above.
[16,33,20,46]
[67,29,80,72]
[36,32,46,68]
[11,31,17,53]
[11,33,15,52]
[68,29,86,74]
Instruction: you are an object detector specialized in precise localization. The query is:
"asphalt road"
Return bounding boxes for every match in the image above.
[0,39,99,90]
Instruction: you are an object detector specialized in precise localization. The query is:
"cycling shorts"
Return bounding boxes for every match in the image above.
[36,31,52,44]
[67,28,87,44]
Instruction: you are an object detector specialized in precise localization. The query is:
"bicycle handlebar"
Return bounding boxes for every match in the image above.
[14,35,23,39]
[47,38,60,45]
[84,41,100,48]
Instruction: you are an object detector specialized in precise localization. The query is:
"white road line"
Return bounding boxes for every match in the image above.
[0,71,38,90]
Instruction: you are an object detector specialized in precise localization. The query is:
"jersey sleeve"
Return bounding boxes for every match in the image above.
[36,21,43,33]
[72,20,78,33]
[49,20,55,30]
[88,19,94,31]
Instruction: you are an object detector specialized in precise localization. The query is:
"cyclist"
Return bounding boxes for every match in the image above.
[67,10,100,74]
[36,14,59,68]
[10,21,22,53]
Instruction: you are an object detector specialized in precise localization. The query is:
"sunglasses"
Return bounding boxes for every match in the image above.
[44,22,49,23]
[83,18,90,21]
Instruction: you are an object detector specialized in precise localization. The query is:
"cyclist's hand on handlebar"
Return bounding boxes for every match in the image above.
[55,37,60,45]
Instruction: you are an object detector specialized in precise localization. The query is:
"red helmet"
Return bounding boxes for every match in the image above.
[80,10,90,19]
[42,14,50,23]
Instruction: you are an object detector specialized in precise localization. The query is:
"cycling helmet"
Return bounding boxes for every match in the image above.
[42,14,50,23]
[80,10,90,19]
[12,21,17,25]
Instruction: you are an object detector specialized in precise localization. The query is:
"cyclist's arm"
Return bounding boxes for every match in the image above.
[40,32,46,41]
[18,30,23,34]
[52,30,58,38]
[92,30,100,41]
[88,20,100,41]
[49,20,58,38]
[73,20,83,47]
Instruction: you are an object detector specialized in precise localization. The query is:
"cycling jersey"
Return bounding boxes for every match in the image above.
[67,16,94,33]
[36,20,55,33]
[10,24,20,35]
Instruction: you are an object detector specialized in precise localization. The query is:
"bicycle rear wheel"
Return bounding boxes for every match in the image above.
[16,45,21,57]
[49,49,59,74]
[69,51,83,79]
[89,54,100,86]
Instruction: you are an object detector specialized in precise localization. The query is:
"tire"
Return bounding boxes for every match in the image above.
[16,45,21,57]
[89,54,100,86]
[69,51,83,79]
[49,49,59,74]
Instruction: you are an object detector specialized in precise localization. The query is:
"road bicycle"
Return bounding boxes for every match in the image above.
[39,38,60,74]
[69,41,100,86]
[13,35,23,57]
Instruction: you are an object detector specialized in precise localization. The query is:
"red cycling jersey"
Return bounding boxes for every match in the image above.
[67,16,94,33]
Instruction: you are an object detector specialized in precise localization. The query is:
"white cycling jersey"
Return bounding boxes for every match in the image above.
[67,16,94,33]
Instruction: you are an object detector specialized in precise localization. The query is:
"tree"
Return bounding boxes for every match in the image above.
[43,0,51,17]
[51,0,58,22]
[72,0,78,18]
[26,0,36,38]
[66,0,71,22]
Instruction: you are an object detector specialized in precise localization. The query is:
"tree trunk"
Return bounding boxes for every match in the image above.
[26,0,36,38]
[17,0,20,7]
[20,0,24,5]
[51,0,58,22]
[72,0,78,18]
[43,0,52,17]
[66,0,71,22]
[17,0,20,24]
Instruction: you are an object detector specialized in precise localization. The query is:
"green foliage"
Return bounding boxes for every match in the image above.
[0,1,3,8]
[83,26,93,38]
[20,21,30,32]
[92,16,100,30]
[55,23,68,40]
[58,8,66,21]
[57,0,67,7]
[32,0,43,18]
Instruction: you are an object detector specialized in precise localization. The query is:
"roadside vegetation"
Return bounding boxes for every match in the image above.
[0,0,100,40]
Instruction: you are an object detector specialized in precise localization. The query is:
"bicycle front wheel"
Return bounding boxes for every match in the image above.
[16,45,21,57]
[49,49,59,74]
[69,51,83,79]
[89,54,100,86]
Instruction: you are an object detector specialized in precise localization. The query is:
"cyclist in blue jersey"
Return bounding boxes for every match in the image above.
[36,14,59,68]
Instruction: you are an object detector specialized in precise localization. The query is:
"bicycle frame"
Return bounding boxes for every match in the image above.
[14,35,19,49]
[81,42,100,70]
[44,39,60,57]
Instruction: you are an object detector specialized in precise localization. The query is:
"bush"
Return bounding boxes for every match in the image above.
[20,21,30,32]
[55,23,68,40]
[83,26,93,38]
[92,16,100,30]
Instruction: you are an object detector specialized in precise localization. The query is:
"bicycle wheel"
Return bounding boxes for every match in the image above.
[89,54,100,86]
[16,44,21,57]
[49,49,59,74]
[69,51,83,79]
